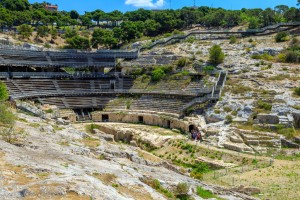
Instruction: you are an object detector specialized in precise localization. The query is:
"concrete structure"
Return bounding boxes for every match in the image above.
[45,5,58,12]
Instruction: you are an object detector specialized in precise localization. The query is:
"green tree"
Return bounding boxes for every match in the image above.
[92,28,117,48]
[50,28,58,39]
[70,10,79,20]
[92,9,106,26]
[248,17,260,29]
[64,27,78,38]
[17,24,33,39]
[209,45,225,65]
[36,25,49,38]
[66,35,90,49]
[120,21,142,42]
[0,0,30,11]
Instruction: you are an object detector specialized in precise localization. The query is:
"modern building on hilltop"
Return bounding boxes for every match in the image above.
[45,4,58,12]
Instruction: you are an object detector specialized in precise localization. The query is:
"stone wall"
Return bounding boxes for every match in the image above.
[255,114,279,124]
[91,111,192,133]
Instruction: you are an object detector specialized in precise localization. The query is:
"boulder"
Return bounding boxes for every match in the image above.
[281,138,300,149]
[255,114,279,124]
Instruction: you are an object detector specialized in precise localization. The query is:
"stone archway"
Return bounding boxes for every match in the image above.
[189,125,195,132]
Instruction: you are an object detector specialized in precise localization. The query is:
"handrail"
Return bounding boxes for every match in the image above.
[8,88,210,100]
[140,22,300,51]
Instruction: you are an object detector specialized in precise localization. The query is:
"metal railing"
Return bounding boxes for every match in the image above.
[140,22,300,51]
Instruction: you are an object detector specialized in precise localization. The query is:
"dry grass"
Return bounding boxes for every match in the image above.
[0,152,34,186]
[138,150,162,163]
[93,173,117,185]
[80,137,100,148]
[203,160,300,200]
[117,185,154,200]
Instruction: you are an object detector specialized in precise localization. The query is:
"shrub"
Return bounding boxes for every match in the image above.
[177,58,188,67]
[294,87,300,96]
[225,115,233,124]
[277,53,287,62]
[257,100,272,111]
[152,67,166,81]
[209,45,224,65]
[285,51,300,63]
[229,36,237,44]
[175,183,190,199]
[203,66,215,73]
[248,38,253,43]
[186,36,195,43]
[275,32,290,43]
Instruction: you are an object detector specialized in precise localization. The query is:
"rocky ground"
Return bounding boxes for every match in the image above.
[1,32,300,200]
[0,112,259,200]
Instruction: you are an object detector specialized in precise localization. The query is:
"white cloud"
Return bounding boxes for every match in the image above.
[125,0,164,8]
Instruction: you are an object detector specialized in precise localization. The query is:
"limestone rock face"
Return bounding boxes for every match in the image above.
[255,114,279,124]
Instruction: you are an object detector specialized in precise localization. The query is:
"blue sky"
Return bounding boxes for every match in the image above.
[29,0,298,13]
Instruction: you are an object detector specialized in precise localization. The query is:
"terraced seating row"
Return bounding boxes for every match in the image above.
[39,96,114,109]
[130,95,192,114]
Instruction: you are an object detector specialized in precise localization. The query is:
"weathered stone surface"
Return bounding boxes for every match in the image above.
[255,114,279,124]
[281,138,300,148]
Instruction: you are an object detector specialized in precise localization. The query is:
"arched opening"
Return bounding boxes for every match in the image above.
[167,120,171,128]
[102,114,109,122]
[189,125,195,132]
[138,116,144,123]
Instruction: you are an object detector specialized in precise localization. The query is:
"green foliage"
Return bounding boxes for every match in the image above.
[257,100,272,111]
[225,115,233,124]
[64,28,78,39]
[175,183,190,200]
[36,25,49,38]
[229,36,237,44]
[294,87,300,96]
[66,35,90,49]
[151,68,165,81]
[190,162,210,180]
[196,186,217,199]
[17,24,33,39]
[50,28,58,39]
[177,58,188,67]
[85,123,100,134]
[92,28,117,48]
[145,179,175,199]
[186,36,195,43]
[0,82,8,102]
[151,66,172,81]
[203,66,215,73]
[0,103,15,126]
[275,31,290,43]
[209,45,225,65]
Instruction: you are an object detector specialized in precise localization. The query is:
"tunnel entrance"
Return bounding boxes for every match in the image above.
[189,125,195,132]
[102,114,109,122]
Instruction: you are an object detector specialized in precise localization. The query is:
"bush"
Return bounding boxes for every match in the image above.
[275,32,290,43]
[277,53,287,62]
[209,45,224,65]
[257,100,272,111]
[229,36,237,44]
[203,66,214,73]
[65,35,90,49]
[294,87,300,96]
[285,51,300,63]
[151,67,166,81]
[177,58,188,67]
[225,115,233,124]
[186,36,195,43]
